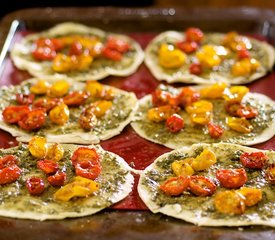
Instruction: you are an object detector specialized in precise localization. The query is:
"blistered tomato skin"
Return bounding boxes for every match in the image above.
[26,177,45,195]
[207,122,224,139]
[166,114,184,133]
[0,165,22,185]
[159,176,190,196]
[240,152,268,169]
[189,175,216,196]
[0,155,18,169]
[216,168,247,189]
[18,108,46,131]
[37,160,59,175]
[47,171,66,186]
[2,105,30,124]
[75,161,101,180]
[71,147,100,167]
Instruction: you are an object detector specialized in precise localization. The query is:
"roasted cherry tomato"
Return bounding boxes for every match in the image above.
[2,105,30,124]
[78,110,97,130]
[26,177,45,195]
[86,101,113,118]
[159,176,190,196]
[18,108,46,131]
[69,41,83,55]
[30,80,51,95]
[240,151,268,170]
[105,36,130,53]
[159,43,186,68]
[49,103,70,125]
[189,175,216,196]
[189,63,203,75]
[200,82,227,99]
[223,86,249,103]
[32,46,56,61]
[196,45,221,68]
[207,122,224,139]
[191,149,217,171]
[237,48,250,59]
[33,97,62,112]
[226,117,253,133]
[28,136,48,159]
[214,190,246,215]
[63,91,89,107]
[46,143,64,162]
[216,168,247,189]
[147,105,180,122]
[16,93,35,105]
[236,105,258,119]
[0,155,18,169]
[171,160,195,177]
[177,87,200,107]
[47,171,66,186]
[166,114,184,133]
[177,41,198,54]
[71,147,100,167]
[47,80,70,98]
[0,165,21,185]
[37,160,59,175]
[151,89,176,107]
[265,164,275,184]
[237,187,262,207]
[185,27,204,43]
[102,47,122,61]
[75,161,101,180]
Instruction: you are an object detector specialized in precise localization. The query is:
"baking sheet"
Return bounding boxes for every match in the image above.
[0,6,275,240]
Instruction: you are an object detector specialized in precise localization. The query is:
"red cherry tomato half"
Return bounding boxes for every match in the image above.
[0,165,22,185]
[32,46,56,61]
[189,63,203,75]
[240,152,268,170]
[63,91,89,107]
[159,176,190,196]
[185,27,204,43]
[0,155,18,169]
[26,177,45,195]
[178,87,200,107]
[37,160,59,175]
[2,105,30,124]
[33,97,62,112]
[177,41,198,54]
[216,168,247,189]
[207,122,224,139]
[75,161,101,180]
[16,93,35,105]
[47,171,66,186]
[102,47,122,61]
[237,48,250,59]
[151,89,171,107]
[71,147,100,167]
[18,108,46,131]
[189,175,216,196]
[166,114,184,133]
[236,105,258,119]
[105,37,130,53]
[69,41,83,55]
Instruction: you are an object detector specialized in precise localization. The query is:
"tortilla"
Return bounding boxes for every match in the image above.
[0,143,134,220]
[10,22,144,81]
[145,31,275,84]
[131,84,275,149]
[138,142,275,227]
[0,77,137,144]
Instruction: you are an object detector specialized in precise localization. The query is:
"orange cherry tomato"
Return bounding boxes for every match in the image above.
[152,89,174,107]
[71,147,100,167]
[75,161,101,180]
[214,190,246,215]
[185,27,204,43]
[177,87,200,107]
[189,175,216,196]
[0,155,18,169]
[37,160,59,175]
[189,63,203,75]
[216,168,247,189]
[18,108,46,131]
[105,36,130,53]
[240,151,268,170]
[16,93,35,105]
[147,105,180,122]
[28,136,48,159]
[26,177,45,195]
[33,97,62,112]
[86,101,113,118]
[265,164,275,184]
[237,187,262,207]
[207,122,224,139]
[159,176,190,196]
[176,41,198,54]
[46,143,64,162]
[226,117,253,133]
[0,165,22,185]
[63,91,89,107]
[78,110,97,130]
[2,105,30,124]
[47,171,66,186]
[166,114,184,133]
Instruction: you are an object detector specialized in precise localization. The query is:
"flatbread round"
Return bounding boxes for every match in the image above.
[11,22,144,80]
[0,77,137,144]
[145,31,275,84]
[131,85,275,149]
[0,143,134,220]
[138,142,275,227]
